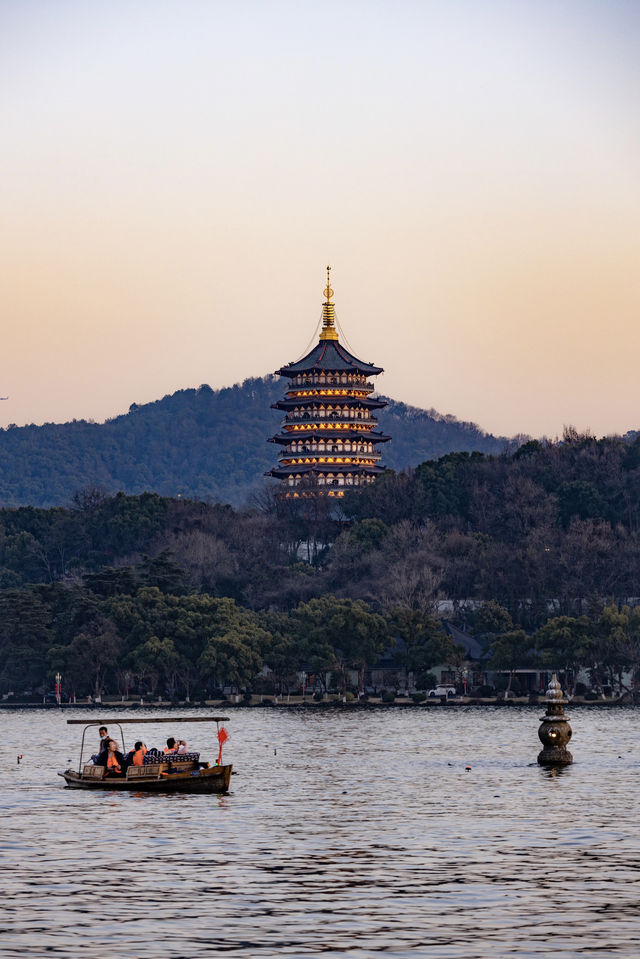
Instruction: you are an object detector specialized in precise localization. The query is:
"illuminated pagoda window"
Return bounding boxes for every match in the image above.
[266,267,390,497]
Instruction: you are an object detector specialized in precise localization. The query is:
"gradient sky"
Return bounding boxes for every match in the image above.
[1,0,639,438]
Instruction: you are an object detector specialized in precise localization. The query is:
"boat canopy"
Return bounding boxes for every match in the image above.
[67,716,230,724]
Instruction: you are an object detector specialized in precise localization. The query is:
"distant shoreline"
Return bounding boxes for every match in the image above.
[0,698,633,711]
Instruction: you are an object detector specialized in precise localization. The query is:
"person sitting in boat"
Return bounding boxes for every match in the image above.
[164,737,187,755]
[97,738,126,776]
[130,741,147,766]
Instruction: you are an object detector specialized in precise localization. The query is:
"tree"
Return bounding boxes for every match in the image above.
[259,611,300,694]
[594,603,640,699]
[558,481,606,527]
[70,485,109,512]
[139,551,188,595]
[65,616,123,699]
[387,607,457,689]
[372,521,443,613]
[465,601,514,636]
[0,589,52,694]
[488,629,534,693]
[131,636,181,698]
[84,566,137,597]
[198,627,265,691]
[289,596,388,695]
[534,616,593,696]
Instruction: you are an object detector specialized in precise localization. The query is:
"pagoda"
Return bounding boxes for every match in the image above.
[266,268,390,496]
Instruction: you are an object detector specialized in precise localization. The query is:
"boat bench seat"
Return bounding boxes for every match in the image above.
[82,764,105,779]
[127,763,162,779]
[126,759,199,779]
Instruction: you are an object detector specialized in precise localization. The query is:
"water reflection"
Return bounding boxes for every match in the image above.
[540,763,572,780]
[1,706,639,957]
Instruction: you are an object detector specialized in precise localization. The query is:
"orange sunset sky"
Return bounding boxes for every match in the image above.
[1,0,639,438]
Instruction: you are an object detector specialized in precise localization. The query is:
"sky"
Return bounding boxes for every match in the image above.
[1,0,639,439]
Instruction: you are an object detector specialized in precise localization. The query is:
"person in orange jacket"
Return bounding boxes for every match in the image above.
[130,741,148,766]
[97,739,126,776]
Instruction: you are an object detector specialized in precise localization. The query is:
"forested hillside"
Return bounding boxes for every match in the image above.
[0,376,507,508]
[1,432,640,702]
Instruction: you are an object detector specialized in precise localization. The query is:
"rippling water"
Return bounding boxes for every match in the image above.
[1,706,638,957]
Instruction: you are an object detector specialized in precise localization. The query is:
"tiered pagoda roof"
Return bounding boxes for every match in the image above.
[276,340,383,378]
[266,268,390,497]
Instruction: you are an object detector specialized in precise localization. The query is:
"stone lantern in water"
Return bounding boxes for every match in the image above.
[537,674,573,766]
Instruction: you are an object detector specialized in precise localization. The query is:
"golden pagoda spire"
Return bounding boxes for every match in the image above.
[320,264,339,341]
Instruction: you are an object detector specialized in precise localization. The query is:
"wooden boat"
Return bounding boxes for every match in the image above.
[59,716,232,793]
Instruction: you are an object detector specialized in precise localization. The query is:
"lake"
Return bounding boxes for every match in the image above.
[1,705,638,958]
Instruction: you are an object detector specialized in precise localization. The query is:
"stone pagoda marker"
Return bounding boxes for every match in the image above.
[537,674,573,766]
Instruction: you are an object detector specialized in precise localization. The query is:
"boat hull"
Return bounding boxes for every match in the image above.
[59,764,232,794]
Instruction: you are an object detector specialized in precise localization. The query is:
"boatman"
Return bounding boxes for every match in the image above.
[90,726,110,764]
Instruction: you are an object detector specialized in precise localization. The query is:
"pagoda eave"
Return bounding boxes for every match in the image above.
[272,396,386,411]
[266,463,386,479]
[268,430,391,445]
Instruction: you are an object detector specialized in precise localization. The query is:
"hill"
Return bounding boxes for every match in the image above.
[0,376,510,508]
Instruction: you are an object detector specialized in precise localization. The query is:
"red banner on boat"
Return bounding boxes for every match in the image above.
[216,726,228,765]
